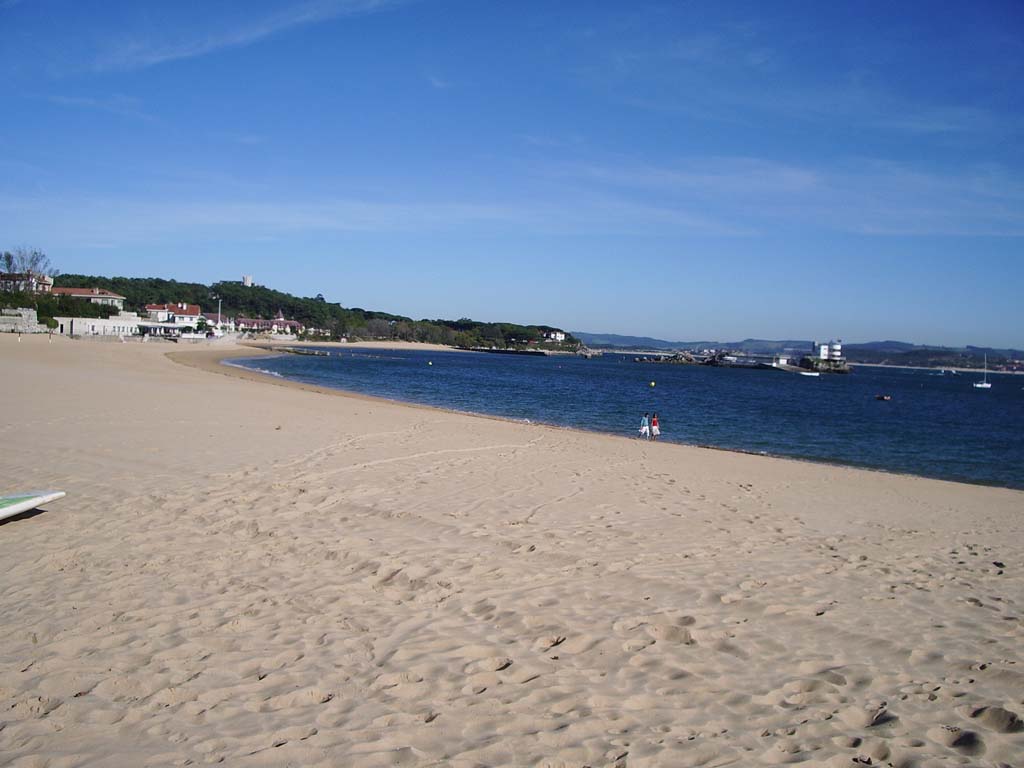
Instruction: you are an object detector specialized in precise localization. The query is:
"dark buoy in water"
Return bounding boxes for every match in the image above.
[875,394,892,401]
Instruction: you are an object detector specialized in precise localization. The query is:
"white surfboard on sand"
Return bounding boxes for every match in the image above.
[0,491,65,522]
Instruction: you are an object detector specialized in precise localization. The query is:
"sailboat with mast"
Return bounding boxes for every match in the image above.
[973,354,992,389]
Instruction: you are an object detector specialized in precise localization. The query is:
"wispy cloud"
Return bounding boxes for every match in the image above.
[606,68,1006,139]
[3,157,1021,247]
[0,190,745,248]
[868,105,999,136]
[94,0,406,72]
[578,24,1006,140]
[427,75,452,89]
[44,94,156,122]
[828,162,1024,236]
[560,157,1024,237]
[569,158,820,196]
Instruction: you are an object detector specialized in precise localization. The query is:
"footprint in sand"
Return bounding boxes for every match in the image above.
[966,705,1021,733]
[463,656,513,674]
[838,703,894,729]
[927,725,985,756]
[533,634,566,651]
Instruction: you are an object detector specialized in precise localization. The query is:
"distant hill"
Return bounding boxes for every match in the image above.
[574,332,818,352]
[574,332,1023,369]
[572,332,690,350]
[845,340,919,354]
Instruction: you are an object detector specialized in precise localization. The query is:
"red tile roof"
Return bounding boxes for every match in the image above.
[236,316,303,328]
[145,303,202,316]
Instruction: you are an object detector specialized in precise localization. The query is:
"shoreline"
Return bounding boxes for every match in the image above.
[244,339,470,353]
[5,332,1023,767]
[171,344,1024,493]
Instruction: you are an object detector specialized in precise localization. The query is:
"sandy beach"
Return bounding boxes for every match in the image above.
[2,334,1022,767]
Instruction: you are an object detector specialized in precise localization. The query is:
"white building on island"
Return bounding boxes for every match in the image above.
[814,340,843,361]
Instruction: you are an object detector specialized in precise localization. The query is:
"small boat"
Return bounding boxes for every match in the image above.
[798,371,820,377]
[875,394,892,401]
[973,354,992,389]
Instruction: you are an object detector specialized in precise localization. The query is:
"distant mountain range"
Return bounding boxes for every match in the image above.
[573,332,1023,365]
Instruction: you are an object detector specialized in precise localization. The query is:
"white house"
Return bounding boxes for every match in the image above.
[544,331,567,343]
[51,286,126,310]
[0,272,54,294]
[140,303,206,337]
[145,302,202,323]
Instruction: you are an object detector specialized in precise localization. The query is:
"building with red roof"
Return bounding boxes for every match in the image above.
[145,302,202,322]
[51,286,126,310]
[236,310,303,334]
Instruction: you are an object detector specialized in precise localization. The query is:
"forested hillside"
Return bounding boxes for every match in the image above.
[46,274,576,348]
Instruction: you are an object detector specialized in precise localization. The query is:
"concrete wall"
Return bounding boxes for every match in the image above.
[0,308,48,334]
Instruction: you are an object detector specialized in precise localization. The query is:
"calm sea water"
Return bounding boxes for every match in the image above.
[232,349,1024,489]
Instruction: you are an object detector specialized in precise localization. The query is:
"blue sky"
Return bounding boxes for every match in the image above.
[2,1,1023,347]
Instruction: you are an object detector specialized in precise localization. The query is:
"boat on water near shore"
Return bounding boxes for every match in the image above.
[973,355,992,389]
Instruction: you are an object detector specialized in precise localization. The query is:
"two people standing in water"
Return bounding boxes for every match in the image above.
[638,412,660,441]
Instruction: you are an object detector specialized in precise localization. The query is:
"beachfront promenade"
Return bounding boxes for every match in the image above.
[2,334,1022,766]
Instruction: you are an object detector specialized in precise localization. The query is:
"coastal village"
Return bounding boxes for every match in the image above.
[0,267,589,356]
[2,271,319,340]
[2,267,1021,373]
